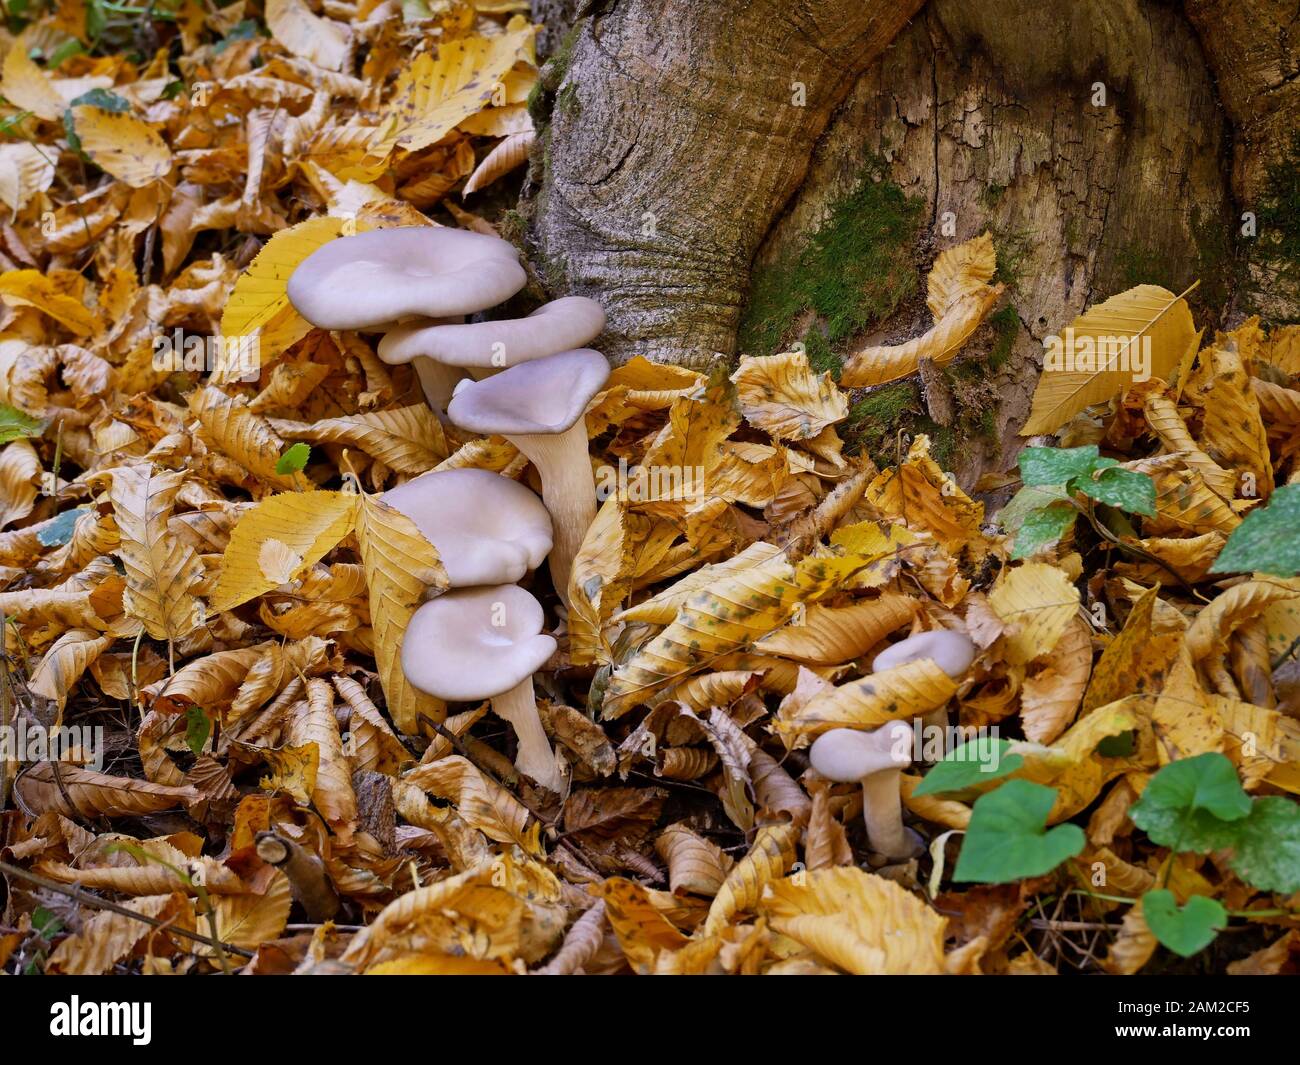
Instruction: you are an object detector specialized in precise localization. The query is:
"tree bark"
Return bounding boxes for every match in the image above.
[524,0,925,367]
[526,0,1300,460]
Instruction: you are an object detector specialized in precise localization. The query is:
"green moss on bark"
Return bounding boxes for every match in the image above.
[738,163,924,367]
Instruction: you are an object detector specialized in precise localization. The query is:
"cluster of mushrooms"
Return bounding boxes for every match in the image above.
[809,628,975,862]
[286,224,980,856]
[287,226,612,792]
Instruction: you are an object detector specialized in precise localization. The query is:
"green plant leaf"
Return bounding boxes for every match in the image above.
[0,403,46,445]
[1129,752,1252,851]
[1011,501,1076,559]
[952,780,1085,883]
[1078,466,1156,517]
[1019,444,1100,487]
[275,442,311,475]
[185,705,211,757]
[913,737,1023,796]
[1221,796,1300,894]
[1210,482,1300,576]
[1142,889,1225,958]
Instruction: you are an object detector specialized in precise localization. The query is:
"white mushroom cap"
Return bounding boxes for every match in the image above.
[286,227,527,331]
[381,469,553,588]
[401,585,556,702]
[809,723,913,782]
[446,348,610,436]
[377,297,606,369]
[872,629,975,679]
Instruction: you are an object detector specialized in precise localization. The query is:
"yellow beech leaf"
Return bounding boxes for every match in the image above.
[257,742,319,806]
[189,386,300,491]
[1,40,66,120]
[404,755,541,855]
[864,434,985,550]
[568,497,666,666]
[760,867,946,974]
[273,405,448,474]
[0,142,56,212]
[0,437,39,529]
[1142,388,1234,497]
[220,215,347,357]
[28,628,115,716]
[988,561,1081,666]
[463,130,535,195]
[70,106,171,188]
[286,678,357,835]
[730,350,848,441]
[1082,585,1181,713]
[1188,340,1273,499]
[210,490,357,612]
[371,22,536,156]
[46,893,195,975]
[1021,284,1197,435]
[1128,455,1241,536]
[353,489,448,733]
[0,269,97,334]
[14,764,198,819]
[265,0,348,70]
[774,657,958,745]
[107,464,203,643]
[841,232,1004,388]
[655,823,734,897]
[209,870,292,952]
[703,823,798,934]
[588,878,691,974]
[1020,614,1092,743]
[603,552,870,718]
[612,541,785,626]
[752,593,917,664]
[1186,578,1300,661]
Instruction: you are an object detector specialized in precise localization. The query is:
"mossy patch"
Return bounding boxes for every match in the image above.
[738,162,924,368]
[1256,130,1300,293]
[840,381,965,470]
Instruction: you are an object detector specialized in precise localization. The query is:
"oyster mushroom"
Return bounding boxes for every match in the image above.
[446,348,610,605]
[402,584,562,791]
[381,469,553,589]
[873,629,976,756]
[809,722,921,861]
[378,296,606,372]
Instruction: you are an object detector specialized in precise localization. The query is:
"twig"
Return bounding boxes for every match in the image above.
[0,859,255,959]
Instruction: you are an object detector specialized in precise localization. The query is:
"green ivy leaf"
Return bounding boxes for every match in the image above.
[1210,483,1300,576]
[1129,753,1252,851]
[0,402,46,445]
[184,705,211,757]
[952,780,1085,883]
[275,442,311,475]
[1077,466,1156,517]
[1019,444,1101,487]
[1011,501,1077,559]
[1221,797,1300,894]
[1142,890,1225,958]
[913,737,1023,796]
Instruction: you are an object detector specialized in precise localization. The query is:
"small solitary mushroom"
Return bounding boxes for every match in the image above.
[402,584,562,791]
[809,722,921,861]
[381,469,553,588]
[286,227,527,330]
[378,296,606,371]
[873,629,976,755]
[447,348,610,605]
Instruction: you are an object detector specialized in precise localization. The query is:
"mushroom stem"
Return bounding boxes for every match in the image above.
[859,768,909,860]
[413,356,468,413]
[509,424,595,605]
[492,678,564,791]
